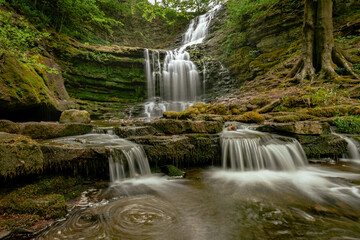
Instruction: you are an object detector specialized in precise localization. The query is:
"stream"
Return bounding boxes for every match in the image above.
[36,129,360,240]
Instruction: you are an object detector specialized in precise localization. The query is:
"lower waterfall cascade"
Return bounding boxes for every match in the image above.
[220,127,308,171]
[53,133,151,182]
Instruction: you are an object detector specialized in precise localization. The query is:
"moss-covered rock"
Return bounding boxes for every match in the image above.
[40,144,108,177]
[0,120,93,139]
[0,54,70,121]
[127,134,220,168]
[239,111,265,124]
[151,119,223,135]
[114,126,158,138]
[161,165,185,177]
[258,121,330,135]
[0,132,43,180]
[60,109,91,124]
[295,134,348,159]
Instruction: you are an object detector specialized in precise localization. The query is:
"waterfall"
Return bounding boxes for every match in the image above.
[220,128,308,171]
[332,132,360,161]
[144,5,220,118]
[53,134,151,182]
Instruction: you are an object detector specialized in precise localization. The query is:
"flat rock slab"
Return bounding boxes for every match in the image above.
[257,121,330,135]
[114,126,158,138]
[0,120,93,139]
[40,144,108,177]
[150,119,223,135]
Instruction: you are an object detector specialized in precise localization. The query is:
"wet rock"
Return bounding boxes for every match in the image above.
[0,132,43,180]
[257,121,330,135]
[150,119,223,135]
[0,120,92,139]
[114,126,158,138]
[161,165,185,177]
[295,134,348,160]
[40,144,108,177]
[59,109,91,124]
[127,134,220,168]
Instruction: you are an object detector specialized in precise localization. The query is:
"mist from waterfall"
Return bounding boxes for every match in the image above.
[144,6,220,118]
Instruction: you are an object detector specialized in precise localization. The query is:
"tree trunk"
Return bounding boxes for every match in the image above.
[290,0,359,83]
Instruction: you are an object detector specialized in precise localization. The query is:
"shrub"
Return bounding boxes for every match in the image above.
[333,116,360,134]
[239,111,265,124]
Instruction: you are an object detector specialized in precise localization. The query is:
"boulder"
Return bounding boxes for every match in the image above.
[0,120,93,139]
[0,132,43,180]
[59,109,91,124]
[150,119,223,135]
[257,121,330,135]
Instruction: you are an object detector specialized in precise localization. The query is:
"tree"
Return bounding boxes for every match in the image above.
[289,0,359,82]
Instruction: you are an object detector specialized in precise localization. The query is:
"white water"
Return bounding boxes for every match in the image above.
[220,128,308,171]
[144,6,220,117]
[333,132,360,162]
[53,134,151,182]
[215,127,360,208]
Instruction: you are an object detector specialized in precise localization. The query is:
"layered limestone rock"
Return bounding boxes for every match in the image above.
[60,109,91,124]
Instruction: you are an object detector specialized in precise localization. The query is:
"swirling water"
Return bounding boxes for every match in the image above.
[37,130,360,239]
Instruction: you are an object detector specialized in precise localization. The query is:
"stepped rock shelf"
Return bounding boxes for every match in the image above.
[0,118,353,181]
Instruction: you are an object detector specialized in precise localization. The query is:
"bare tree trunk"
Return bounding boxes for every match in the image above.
[289,0,359,82]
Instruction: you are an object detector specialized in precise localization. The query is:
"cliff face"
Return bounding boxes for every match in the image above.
[47,36,148,119]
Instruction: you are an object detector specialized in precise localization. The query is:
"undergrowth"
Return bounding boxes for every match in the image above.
[333,116,360,134]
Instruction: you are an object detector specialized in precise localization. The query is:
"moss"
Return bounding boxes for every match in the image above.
[161,165,185,177]
[163,111,180,119]
[273,115,300,123]
[333,116,360,134]
[0,132,43,180]
[296,134,348,160]
[179,108,200,119]
[239,111,265,124]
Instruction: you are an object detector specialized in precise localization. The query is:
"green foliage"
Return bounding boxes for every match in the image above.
[0,10,49,57]
[353,63,360,75]
[333,116,360,134]
[227,0,279,26]
[302,88,349,107]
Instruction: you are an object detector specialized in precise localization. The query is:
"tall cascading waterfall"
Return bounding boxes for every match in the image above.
[144,6,220,117]
[53,134,151,182]
[220,127,308,171]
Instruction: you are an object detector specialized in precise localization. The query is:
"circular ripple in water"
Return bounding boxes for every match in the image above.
[38,196,180,240]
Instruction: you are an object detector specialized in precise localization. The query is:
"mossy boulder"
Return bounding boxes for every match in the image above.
[161,165,185,177]
[151,119,223,135]
[60,109,91,124]
[239,111,265,124]
[0,120,93,139]
[0,132,43,180]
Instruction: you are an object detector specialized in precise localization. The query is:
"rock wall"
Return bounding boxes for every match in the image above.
[48,37,148,119]
[0,53,71,121]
